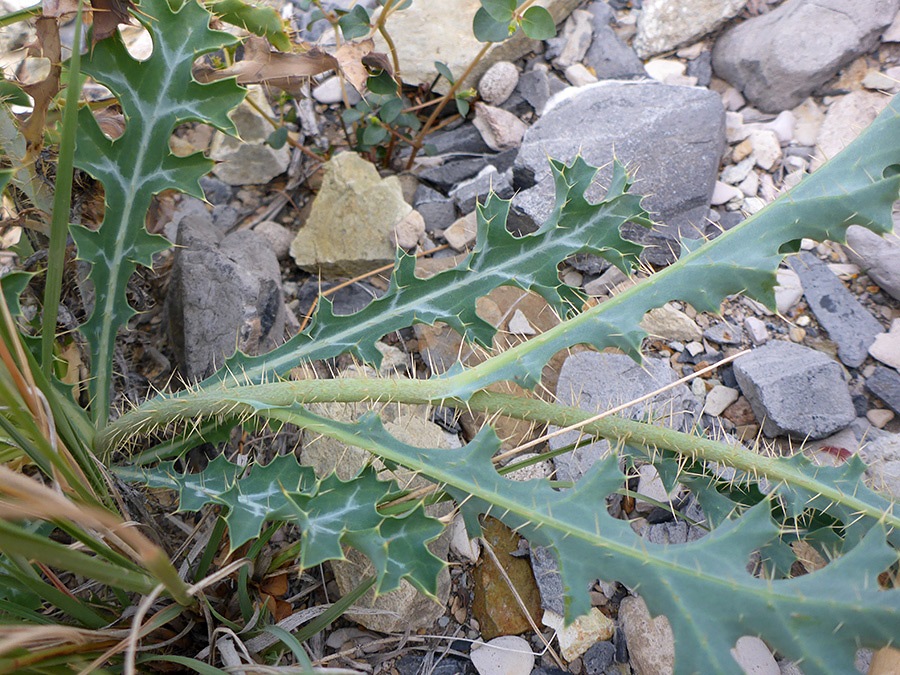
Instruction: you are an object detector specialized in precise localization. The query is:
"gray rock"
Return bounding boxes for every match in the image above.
[198,176,233,205]
[844,223,900,302]
[554,9,595,69]
[530,545,565,615]
[867,366,900,415]
[167,219,285,381]
[424,122,493,156]
[418,157,490,193]
[517,64,568,115]
[686,50,712,88]
[512,82,725,264]
[634,0,748,58]
[449,165,514,213]
[787,252,884,368]
[703,320,743,345]
[209,86,291,185]
[550,352,700,482]
[733,341,855,439]
[413,184,458,232]
[583,642,615,675]
[711,0,900,112]
[618,596,675,675]
[583,4,645,80]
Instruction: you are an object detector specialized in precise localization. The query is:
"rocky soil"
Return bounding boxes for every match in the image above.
[5,0,900,673]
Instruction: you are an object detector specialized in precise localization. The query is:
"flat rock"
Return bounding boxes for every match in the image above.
[550,352,699,482]
[733,341,855,439]
[867,366,900,415]
[774,268,804,314]
[869,319,900,369]
[473,102,529,152]
[377,0,581,92]
[542,609,615,662]
[449,165,514,214]
[704,385,740,417]
[844,224,900,302]
[512,82,725,264]
[618,596,675,675]
[703,320,743,345]
[711,0,900,112]
[471,637,534,675]
[529,545,565,615]
[209,86,291,185]
[858,431,900,500]
[517,64,568,115]
[787,252,883,367]
[291,152,412,275]
[413,184,457,232]
[167,219,285,381]
[634,0,748,58]
[731,636,779,675]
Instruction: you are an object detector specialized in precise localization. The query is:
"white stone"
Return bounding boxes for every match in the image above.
[478,61,519,106]
[704,385,740,417]
[504,452,553,481]
[721,85,745,111]
[744,316,769,345]
[644,58,686,83]
[691,377,707,402]
[508,309,537,336]
[634,0,749,58]
[882,9,900,41]
[738,171,759,197]
[868,323,900,369]
[635,464,678,512]
[711,180,744,205]
[685,340,704,357]
[725,110,748,143]
[743,196,766,214]
[750,129,781,171]
[640,303,703,341]
[731,636,779,675]
[376,0,582,93]
[811,91,891,171]
[791,98,824,147]
[867,409,895,429]
[542,609,615,661]
[312,75,361,105]
[444,212,478,251]
[472,102,528,151]
[763,110,795,144]
[774,268,803,314]
[862,69,900,93]
[449,513,480,562]
[564,63,599,86]
[471,636,534,675]
[392,209,425,250]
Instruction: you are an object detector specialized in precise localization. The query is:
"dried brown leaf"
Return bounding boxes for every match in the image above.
[89,0,134,44]
[19,17,61,153]
[92,105,125,139]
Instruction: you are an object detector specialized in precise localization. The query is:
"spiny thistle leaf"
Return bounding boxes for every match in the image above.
[272,407,900,675]
[437,97,900,397]
[73,0,246,421]
[195,157,651,389]
[115,453,445,595]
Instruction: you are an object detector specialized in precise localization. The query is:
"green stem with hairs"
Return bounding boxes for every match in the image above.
[99,377,900,533]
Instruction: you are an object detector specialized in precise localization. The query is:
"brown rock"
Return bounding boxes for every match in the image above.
[723,396,758,426]
[472,516,543,640]
[618,596,674,675]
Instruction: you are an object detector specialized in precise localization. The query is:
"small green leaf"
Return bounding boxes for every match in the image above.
[473,6,513,42]
[480,0,516,23]
[306,8,325,28]
[362,122,389,146]
[455,96,470,117]
[434,60,455,85]
[337,4,370,39]
[395,111,420,131]
[342,107,364,124]
[367,69,398,96]
[207,0,291,51]
[265,126,289,149]
[379,96,404,124]
[520,6,555,40]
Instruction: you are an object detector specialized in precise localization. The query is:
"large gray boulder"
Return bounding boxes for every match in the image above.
[733,341,855,439]
[712,0,900,113]
[167,217,285,381]
[511,81,725,264]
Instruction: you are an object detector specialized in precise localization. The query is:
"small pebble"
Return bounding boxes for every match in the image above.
[470,636,534,675]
